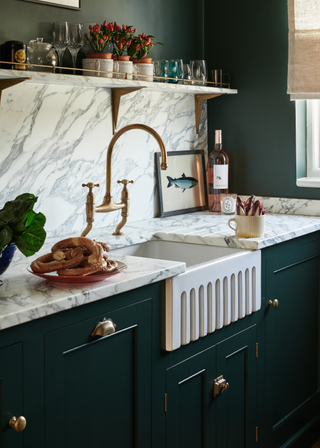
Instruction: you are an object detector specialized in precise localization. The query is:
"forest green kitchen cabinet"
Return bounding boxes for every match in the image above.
[44,298,152,448]
[262,233,320,448]
[1,232,320,448]
[165,325,258,448]
[0,344,24,448]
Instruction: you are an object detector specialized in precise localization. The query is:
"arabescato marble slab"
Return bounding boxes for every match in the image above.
[0,252,185,331]
[1,199,320,330]
[0,69,208,238]
[0,68,238,95]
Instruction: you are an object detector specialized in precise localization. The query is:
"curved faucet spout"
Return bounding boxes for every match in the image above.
[96,124,168,213]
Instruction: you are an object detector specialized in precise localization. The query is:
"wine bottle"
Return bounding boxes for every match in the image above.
[207,130,229,212]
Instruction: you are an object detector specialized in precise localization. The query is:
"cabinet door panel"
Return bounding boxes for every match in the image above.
[45,299,152,448]
[0,343,23,448]
[266,246,320,447]
[216,326,257,448]
[166,349,216,448]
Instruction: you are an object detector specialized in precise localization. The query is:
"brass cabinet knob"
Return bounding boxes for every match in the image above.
[9,416,27,432]
[268,299,279,308]
[91,317,116,337]
[213,375,229,397]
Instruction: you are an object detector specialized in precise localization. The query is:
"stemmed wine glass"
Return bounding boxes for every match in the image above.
[68,23,84,74]
[52,21,69,72]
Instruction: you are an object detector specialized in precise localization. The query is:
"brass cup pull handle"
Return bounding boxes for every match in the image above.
[213,375,229,397]
[91,317,116,337]
[9,416,27,432]
[268,299,279,308]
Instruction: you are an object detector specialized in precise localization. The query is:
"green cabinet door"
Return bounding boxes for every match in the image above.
[216,325,257,448]
[44,298,152,448]
[265,241,320,447]
[0,343,24,448]
[165,326,257,448]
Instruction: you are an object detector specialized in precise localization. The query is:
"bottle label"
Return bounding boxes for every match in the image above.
[213,165,228,189]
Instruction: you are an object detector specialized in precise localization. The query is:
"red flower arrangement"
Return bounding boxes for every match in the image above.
[84,21,114,53]
[112,22,136,56]
[128,33,164,61]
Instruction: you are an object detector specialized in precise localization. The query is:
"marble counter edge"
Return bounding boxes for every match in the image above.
[0,255,185,331]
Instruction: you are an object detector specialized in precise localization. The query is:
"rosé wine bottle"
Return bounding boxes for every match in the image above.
[207,130,229,212]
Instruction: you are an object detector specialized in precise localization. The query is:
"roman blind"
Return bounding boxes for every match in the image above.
[288,0,320,99]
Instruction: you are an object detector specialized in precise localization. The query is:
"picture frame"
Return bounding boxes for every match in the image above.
[155,150,208,217]
[24,0,81,10]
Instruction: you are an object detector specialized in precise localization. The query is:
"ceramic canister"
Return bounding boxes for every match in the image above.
[133,63,154,82]
[82,58,113,78]
[114,60,133,80]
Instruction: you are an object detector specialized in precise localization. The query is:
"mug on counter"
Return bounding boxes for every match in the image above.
[228,215,265,238]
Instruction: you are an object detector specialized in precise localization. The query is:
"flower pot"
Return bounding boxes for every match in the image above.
[117,55,131,61]
[87,53,112,59]
[0,243,16,285]
[135,57,153,64]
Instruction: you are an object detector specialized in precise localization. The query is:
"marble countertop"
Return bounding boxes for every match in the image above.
[1,196,320,331]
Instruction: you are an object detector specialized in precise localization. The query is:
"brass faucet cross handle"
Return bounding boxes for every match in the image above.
[113,179,134,236]
[81,183,99,237]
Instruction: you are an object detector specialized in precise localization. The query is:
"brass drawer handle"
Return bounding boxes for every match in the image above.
[268,299,279,308]
[213,375,229,397]
[91,317,116,337]
[9,416,27,432]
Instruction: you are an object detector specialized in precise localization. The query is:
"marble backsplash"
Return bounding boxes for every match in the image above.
[0,79,207,237]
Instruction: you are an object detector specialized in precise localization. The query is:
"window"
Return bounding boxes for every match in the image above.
[296,100,320,187]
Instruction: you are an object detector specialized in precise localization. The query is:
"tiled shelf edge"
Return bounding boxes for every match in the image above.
[0,68,238,95]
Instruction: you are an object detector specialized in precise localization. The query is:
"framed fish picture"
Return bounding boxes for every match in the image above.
[155,150,208,217]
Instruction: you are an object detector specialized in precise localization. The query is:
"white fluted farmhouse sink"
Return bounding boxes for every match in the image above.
[110,241,261,351]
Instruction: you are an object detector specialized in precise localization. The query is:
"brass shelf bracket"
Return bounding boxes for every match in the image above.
[112,87,146,134]
[0,78,30,104]
[194,93,225,135]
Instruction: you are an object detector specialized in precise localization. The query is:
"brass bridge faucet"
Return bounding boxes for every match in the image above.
[81,124,168,237]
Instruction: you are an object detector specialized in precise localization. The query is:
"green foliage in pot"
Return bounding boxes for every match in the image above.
[0,193,46,257]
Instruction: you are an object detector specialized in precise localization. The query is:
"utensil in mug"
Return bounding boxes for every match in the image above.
[228,215,265,237]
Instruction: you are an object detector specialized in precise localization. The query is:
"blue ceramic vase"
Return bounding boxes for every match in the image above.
[0,244,17,285]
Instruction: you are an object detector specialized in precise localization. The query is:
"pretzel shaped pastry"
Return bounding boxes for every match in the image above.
[51,237,103,264]
[57,258,108,277]
[30,247,85,274]
[90,259,118,275]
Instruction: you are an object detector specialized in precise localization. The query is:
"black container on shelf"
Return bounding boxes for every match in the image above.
[0,40,27,70]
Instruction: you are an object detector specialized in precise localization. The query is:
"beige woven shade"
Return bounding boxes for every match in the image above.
[288,0,320,99]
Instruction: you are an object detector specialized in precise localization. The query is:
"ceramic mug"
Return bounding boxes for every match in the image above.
[228,215,265,237]
[82,58,113,78]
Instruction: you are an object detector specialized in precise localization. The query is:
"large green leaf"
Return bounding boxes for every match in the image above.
[0,194,46,257]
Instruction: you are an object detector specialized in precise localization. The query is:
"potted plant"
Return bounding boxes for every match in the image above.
[112,23,136,60]
[84,21,114,58]
[128,33,164,63]
[0,193,46,281]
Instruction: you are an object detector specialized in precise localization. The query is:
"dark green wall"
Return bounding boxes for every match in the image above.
[0,0,204,67]
[204,0,320,200]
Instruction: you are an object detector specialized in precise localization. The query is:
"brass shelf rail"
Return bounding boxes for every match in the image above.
[0,60,235,135]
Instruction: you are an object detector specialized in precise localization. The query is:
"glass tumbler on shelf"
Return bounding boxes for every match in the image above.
[52,21,69,72]
[153,60,168,82]
[190,60,207,85]
[68,23,84,73]
[183,63,191,84]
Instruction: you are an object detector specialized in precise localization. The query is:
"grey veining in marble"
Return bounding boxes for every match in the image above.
[0,71,208,238]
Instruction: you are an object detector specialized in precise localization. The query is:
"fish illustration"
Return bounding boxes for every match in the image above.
[166,173,198,193]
